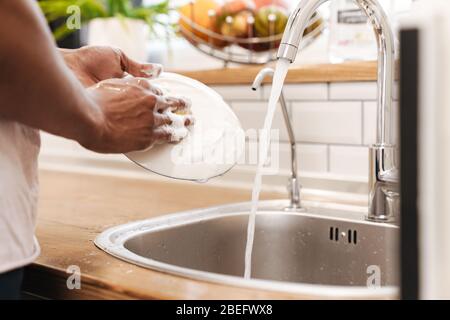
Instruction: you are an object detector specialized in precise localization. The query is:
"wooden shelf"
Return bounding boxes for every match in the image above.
[173,61,379,85]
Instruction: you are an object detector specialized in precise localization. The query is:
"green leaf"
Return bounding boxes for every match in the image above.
[38,0,173,40]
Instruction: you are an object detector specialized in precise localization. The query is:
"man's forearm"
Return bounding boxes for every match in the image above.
[0,1,100,144]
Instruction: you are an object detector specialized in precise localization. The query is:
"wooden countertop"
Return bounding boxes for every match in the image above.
[23,169,307,299]
[23,170,386,300]
[175,61,378,85]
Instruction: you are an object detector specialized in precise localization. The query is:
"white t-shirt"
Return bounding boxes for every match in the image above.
[0,119,40,274]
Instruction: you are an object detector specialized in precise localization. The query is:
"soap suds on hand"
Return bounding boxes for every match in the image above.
[162,112,190,142]
[127,72,243,181]
[162,99,194,142]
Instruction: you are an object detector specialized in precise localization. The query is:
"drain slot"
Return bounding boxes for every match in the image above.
[329,227,340,241]
[329,227,358,244]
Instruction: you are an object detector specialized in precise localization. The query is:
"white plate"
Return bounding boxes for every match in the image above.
[126,72,245,182]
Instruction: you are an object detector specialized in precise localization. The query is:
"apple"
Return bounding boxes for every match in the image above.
[254,5,288,37]
[220,10,253,38]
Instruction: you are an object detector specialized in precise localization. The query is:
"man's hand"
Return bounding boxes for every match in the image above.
[61,46,162,87]
[84,78,193,153]
[0,1,193,154]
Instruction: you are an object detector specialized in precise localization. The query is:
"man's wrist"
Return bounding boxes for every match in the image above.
[60,48,77,69]
[73,91,105,150]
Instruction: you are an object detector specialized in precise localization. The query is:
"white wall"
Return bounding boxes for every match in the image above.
[211,80,398,176]
[39,80,398,199]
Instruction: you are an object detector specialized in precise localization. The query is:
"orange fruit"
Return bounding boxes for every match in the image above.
[178,0,227,48]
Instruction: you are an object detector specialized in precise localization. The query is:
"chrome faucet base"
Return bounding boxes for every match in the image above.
[367,145,399,223]
[285,177,305,212]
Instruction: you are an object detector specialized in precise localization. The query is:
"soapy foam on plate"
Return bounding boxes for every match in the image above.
[126,72,244,182]
[162,109,192,142]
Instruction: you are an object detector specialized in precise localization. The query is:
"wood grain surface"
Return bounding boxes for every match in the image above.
[174,61,379,85]
[22,170,392,300]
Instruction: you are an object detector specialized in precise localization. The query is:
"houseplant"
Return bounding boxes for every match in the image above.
[39,0,171,60]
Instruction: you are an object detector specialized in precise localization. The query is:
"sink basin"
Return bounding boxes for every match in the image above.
[95,200,399,298]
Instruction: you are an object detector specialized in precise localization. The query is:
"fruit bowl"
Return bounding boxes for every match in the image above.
[177,0,324,65]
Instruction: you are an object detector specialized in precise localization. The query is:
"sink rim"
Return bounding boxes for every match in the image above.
[95,199,399,299]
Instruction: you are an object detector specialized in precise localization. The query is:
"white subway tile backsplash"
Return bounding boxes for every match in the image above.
[330,81,399,101]
[297,143,328,173]
[262,83,328,101]
[363,101,377,145]
[291,101,362,144]
[363,101,399,146]
[267,142,328,173]
[329,145,369,177]
[237,142,328,174]
[235,140,287,175]
[210,85,262,100]
[329,82,377,100]
[231,101,290,141]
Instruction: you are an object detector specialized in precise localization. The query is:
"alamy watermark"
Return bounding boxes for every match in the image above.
[170,127,281,175]
[66,5,81,30]
[66,265,81,290]
[366,265,381,289]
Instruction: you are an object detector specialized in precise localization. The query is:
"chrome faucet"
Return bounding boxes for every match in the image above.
[277,0,398,222]
[252,68,302,211]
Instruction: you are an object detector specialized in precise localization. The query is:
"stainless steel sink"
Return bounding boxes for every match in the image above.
[95,200,399,298]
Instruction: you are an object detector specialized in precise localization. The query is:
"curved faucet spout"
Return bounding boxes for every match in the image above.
[278,0,395,147]
[277,0,398,222]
